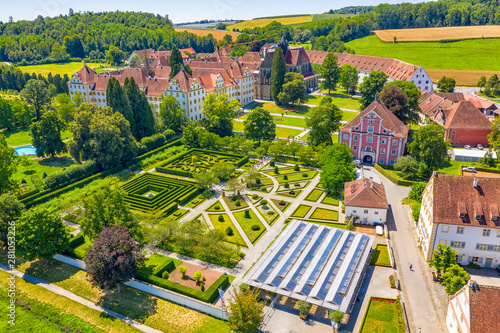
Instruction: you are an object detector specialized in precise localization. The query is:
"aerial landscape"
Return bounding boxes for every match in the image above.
[1,0,500,332]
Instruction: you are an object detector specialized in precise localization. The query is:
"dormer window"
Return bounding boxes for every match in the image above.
[474,202,483,220]
[490,204,498,221]
[458,202,467,218]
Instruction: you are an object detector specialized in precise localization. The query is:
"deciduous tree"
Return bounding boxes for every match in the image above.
[21,79,51,120]
[359,71,388,109]
[437,76,456,93]
[159,95,186,133]
[30,111,67,159]
[194,171,220,191]
[0,134,17,192]
[306,97,343,146]
[385,81,421,124]
[53,93,76,122]
[243,107,276,145]
[318,52,340,94]
[441,264,469,295]
[339,64,358,95]
[0,194,24,242]
[278,73,307,105]
[320,143,356,194]
[202,93,240,137]
[227,287,265,333]
[488,117,500,155]
[408,123,450,170]
[380,85,410,123]
[429,244,457,276]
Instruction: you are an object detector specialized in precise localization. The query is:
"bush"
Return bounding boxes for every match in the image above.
[218,214,224,222]
[289,190,295,195]
[467,262,481,269]
[260,186,267,192]
[270,160,275,167]
[284,174,288,180]
[261,199,268,206]
[284,182,290,188]
[274,165,279,174]
[285,218,291,223]
[138,133,167,155]
[231,194,237,201]
[42,172,47,179]
[294,164,300,171]
[244,210,250,218]
[21,179,27,184]
[279,200,286,205]
[225,227,234,236]
[178,265,187,276]
[267,211,275,216]
[44,160,99,190]
[389,274,396,288]
[163,129,175,141]
[200,282,205,292]
[302,173,308,177]
[235,200,241,206]
[162,271,170,280]
[294,182,300,187]
[251,224,260,231]
[214,205,221,210]
[252,194,258,200]
[193,271,202,282]
[412,203,421,223]
[255,178,261,184]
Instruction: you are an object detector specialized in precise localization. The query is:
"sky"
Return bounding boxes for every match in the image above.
[0,0,425,24]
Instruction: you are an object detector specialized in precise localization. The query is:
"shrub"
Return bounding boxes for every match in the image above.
[193,271,202,282]
[389,274,396,288]
[260,186,267,192]
[294,164,300,171]
[42,172,47,179]
[261,199,268,206]
[274,165,279,174]
[467,262,481,269]
[244,210,250,218]
[218,215,225,222]
[251,224,260,231]
[163,129,175,141]
[252,194,258,200]
[294,183,300,187]
[302,173,308,177]
[267,211,275,216]
[225,227,234,236]
[284,174,288,180]
[412,203,421,223]
[235,200,241,206]
[200,282,205,292]
[21,179,27,184]
[231,194,237,201]
[279,200,286,205]
[289,190,295,195]
[255,178,261,184]
[214,204,221,210]
[285,218,291,223]
[178,265,187,276]
[284,182,290,188]
[270,160,275,167]
[297,301,311,316]
[44,160,99,190]
[162,271,170,280]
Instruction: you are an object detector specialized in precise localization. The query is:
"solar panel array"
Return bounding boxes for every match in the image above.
[242,220,375,311]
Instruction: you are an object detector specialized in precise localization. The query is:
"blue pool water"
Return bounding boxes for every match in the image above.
[15,146,37,156]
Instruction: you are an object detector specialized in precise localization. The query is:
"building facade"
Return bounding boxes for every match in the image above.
[344,177,389,225]
[339,99,410,165]
[416,174,500,268]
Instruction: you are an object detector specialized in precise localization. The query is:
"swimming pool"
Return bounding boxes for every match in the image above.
[15,146,37,156]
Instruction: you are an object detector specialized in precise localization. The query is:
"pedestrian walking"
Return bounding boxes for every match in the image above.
[409,264,413,271]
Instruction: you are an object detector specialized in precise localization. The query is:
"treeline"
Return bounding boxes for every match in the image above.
[0,11,217,64]
[327,6,375,15]
[0,65,69,93]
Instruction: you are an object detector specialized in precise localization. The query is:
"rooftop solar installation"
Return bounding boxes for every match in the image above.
[242,220,375,312]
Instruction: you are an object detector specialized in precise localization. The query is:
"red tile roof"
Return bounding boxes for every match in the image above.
[268,47,311,67]
[469,284,500,333]
[339,101,410,138]
[439,101,491,130]
[430,174,500,229]
[344,178,389,209]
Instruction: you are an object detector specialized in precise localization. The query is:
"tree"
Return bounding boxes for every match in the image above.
[429,244,458,276]
[285,141,301,159]
[85,225,144,292]
[106,77,135,135]
[437,76,456,93]
[270,47,286,103]
[227,287,265,333]
[320,143,356,194]
[0,96,14,130]
[106,46,126,66]
[441,264,470,295]
[330,310,344,324]
[394,155,427,179]
[243,108,276,145]
[339,64,358,95]
[202,93,240,137]
[124,77,155,140]
[21,79,51,120]
[82,186,139,239]
[53,93,76,122]
[359,71,388,109]
[212,161,235,181]
[50,43,70,62]
[380,85,410,123]
[411,203,421,222]
[385,81,421,124]
[169,45,183,78]
[306,97,343,146]
[408,123,450,170]
[488,117,500,155]
[159,95,186,133]
[194,171,219,191]
[408,182,427,202]
[30,111,67,159]
[487,74,499,88]
[0,194,24,242]
[227,178,244,195]
[477,75,487,90]
[319,52,340,94]
[278,73,307,105]
[16,207,70,264]
[178,265,187,276]
[181,123,203,148]
[18,154,31,172]
[0,134,17,192]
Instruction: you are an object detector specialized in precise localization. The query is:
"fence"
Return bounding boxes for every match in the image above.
[52,254,229,320]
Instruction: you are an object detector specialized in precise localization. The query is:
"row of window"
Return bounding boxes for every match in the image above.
[441,225,500,237]
[352,145,397,156]
[475,243,500,252]
[344,134,399,146]
[352,209,379,215]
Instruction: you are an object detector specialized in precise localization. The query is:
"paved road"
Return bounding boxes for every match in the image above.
[366,166,443,333]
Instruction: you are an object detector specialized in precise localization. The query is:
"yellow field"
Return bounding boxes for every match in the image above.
[174,28,241,40]
[227,16,313,30]
[427,69,500,87]
[16,62,111,77]
[374,26,500,42]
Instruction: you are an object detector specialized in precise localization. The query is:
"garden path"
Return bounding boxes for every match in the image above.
[219,198,253,248]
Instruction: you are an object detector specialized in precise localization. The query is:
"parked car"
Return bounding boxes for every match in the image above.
[477,144,484,150]
[462,166,477,173]
[354,159,361,168]
[464,145,471,150]
[376,225,384,236]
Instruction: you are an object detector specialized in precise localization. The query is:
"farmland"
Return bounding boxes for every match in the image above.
[227,15,313,30]
[14,62,113,77]
[374,25,500,42]
[174,28,241,40]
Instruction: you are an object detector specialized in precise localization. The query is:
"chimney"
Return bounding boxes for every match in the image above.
[473,179,478,188]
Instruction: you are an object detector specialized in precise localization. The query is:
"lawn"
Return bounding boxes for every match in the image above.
[271,198,291,212]
[184,191,212,209]
[291,204,312,218]
[302,133,338,143]
[12,156,75,190]
[246,194,262,204]
[256,203,279,225]
[208,213,247,247]
[0,258,230,333]
[346,35,500,72]
[310,208,339,221]
[233,210,267,244]
[2,128,73,146]
[206,200,225,212]
[370,244,392,267]
[240,112,306,128]
[360,297,405,333]
[276,189,302,198]
[305,188,324,202]
[246,101,310,115]
[342,110,359,121]
[275,127,304,138]
[264,166,312,176]
[321,193,340,206]
[223,195,249,210]
[16,61,112,76]
[306,94,361,110]
[274,171,318,183]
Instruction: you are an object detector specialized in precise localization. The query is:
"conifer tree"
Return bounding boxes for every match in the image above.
[270,47,286,104]
[106,77,135,135]
[169,45,183,78]
[124,77,155,140]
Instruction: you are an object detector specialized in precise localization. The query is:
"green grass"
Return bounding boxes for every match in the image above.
[302,133,338,143]
[2,128,73,146]
[346,35,500,71]
[233,210,267,244]
[208,213,247,247]
[370,244,392,267]
[305,188,324,202]
[171,208,190,220]
[223,195,249,210]
[294,219,347,228]
[306,94,361,110]
[360,297,405,333]
[321,193,340,206]
[13,156,75,190]
[271,198,291,212]
[291,204,312,218]
[342,111,359,121]
[246,194,262,204]
[276,189,302,198]
[206,200,225,212]
[256,203,279,225]
[310,208,339,221]
[246,101,310,115]
[233,120,303,138]
[274,171,318,183]
[240,112,306,128]
[184,191,212,209]
[264,166,312,176]
[16,61,112,76]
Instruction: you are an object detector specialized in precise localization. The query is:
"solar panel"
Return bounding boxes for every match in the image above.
[336,235,368,296]
[306,229,342,286]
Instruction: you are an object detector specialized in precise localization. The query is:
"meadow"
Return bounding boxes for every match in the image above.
[228,13,351,30]
[174,28,240,40]
[374,26,500,42]
[15,62,112,77]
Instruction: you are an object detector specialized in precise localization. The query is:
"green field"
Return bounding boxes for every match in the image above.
[209,213,247,247]
[15,62,113,76]
[246,101,310,115]
[346,35,500,71]
[3,128,73,147]
[233,210,267,243]
[360,297,405,333]
[370,244,392,267]
[291,204,312,218]
[13,156,75,190]
[306,94,361,110]
[310,208,339,221]
[305,188,324,202]
[321,193,340,206]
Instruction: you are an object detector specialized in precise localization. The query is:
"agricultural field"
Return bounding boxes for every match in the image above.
[15,62,112,77]
[174,28,241,40]
[426,69,500,86]
[227,15,313,30]
[374,26,500,42]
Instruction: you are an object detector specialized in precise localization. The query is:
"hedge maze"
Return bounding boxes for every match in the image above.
[156,148,249,177]
[121,173,199,215]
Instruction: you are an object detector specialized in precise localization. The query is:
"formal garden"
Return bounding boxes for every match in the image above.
[359,297,405,333]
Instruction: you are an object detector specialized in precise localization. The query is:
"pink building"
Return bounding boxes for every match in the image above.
[339,100,410,165]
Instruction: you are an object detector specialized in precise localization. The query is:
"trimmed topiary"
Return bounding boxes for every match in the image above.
[231,194,237,201]
[244,210,251,218]
[274,165,279,174]
[270,160,275,167]
[302,173,308,177]
[162,271,169,279]
[252,194,258,200]
[256,178,261,184]
[279,200,286,205]
[251,224,260,231]
[260,186,267,192]
[225,226,234,236]
[218,215,225,222]
[284,174,288,180]
[294,183,301,187]
[284,182,290,188]
[214,205,221,210]
[294,164,300,171]
[289,190,295,195]
[235,200,241,206]
[193,271,202,282]
[200,282,205,292]
[261,199,268,206]
[267,211,275,216]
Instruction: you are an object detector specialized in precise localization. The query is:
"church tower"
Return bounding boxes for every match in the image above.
[278,35,289,54]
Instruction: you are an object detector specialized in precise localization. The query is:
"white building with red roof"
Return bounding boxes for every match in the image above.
[344,177,389,225]
[338,98,410,166]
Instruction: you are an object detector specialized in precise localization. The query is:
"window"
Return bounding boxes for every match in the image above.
[392,140,398,146]
[364,210,368,214]
[367,137,373,143]
[343,134,348,140]
[382,139,387,144]
[366,146,372,152]
[368,126,374,133]
[451,134,455,140]
[390,160,395,165]
[494,245,500,252]
[483,229,491,237]
[441,225,449,233]
[497,230,500,238]
[353,145,357,151]
[353,210,357,213]
[379,159,385,164]
[375,211,379,215]
[353,135,358,141]
[476,243,489,250]
[456,227,464,234]
[471,256,479,263]
[391,149,396,155]
[451,241,465,248]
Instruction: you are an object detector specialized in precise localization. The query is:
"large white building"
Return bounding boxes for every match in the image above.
[344,177,389,225]
[416,173,500,267]
[68,54,255,122]
[446,280,500,333]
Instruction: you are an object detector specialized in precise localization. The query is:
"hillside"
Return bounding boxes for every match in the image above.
[174,28,240,40]
[227,14,349,31]
[374,26,500,42]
